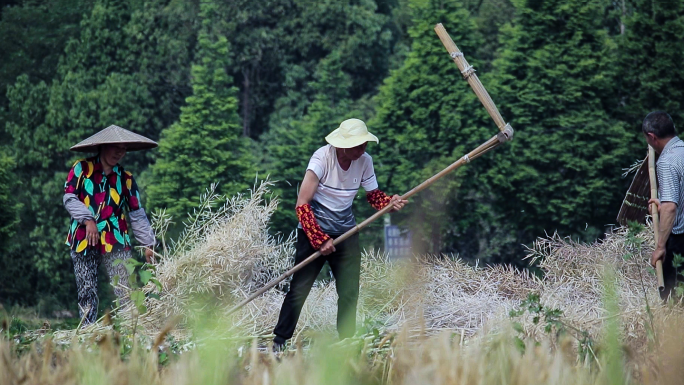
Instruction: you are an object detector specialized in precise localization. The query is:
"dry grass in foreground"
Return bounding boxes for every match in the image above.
[3,312,684,385]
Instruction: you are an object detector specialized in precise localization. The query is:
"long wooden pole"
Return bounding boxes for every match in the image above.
[648,146,665,291]
[226,25,514,315]
[434,23,510,134]
[227,135,505,315]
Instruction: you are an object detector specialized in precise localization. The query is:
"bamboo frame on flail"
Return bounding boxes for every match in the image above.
[226,24,515,315]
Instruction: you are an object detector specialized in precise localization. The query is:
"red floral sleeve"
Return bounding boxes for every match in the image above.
[296,203,331,249]
[366,189,392,211]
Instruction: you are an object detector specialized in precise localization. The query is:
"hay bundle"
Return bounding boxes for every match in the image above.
[124,181,296,332]
[520,229,665,351]
[61,182,677,352]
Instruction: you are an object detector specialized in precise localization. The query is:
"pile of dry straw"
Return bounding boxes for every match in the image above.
[62,181,673,350]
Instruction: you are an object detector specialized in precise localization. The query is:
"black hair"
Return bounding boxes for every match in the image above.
[642,111,676,138]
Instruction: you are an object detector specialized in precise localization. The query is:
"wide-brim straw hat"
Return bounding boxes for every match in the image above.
[325,118,379,149]
[70,125,158,153]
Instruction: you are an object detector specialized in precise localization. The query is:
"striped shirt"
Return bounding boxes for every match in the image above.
[300,145,378,234]
[657,136,684,234]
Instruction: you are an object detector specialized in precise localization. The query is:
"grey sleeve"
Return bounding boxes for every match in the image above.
[63,193,94,224]
[129,208,156,247]
[657,161,681,206]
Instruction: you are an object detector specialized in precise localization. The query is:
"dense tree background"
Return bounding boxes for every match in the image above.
[1,0,682,312]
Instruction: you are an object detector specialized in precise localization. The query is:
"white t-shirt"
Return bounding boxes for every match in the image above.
[301,145,378,234]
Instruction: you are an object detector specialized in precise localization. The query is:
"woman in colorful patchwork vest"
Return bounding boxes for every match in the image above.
[63,125,157,325]
[272,118,408,350]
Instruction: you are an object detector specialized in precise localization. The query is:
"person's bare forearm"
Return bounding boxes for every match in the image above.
[658,202,677,250]
[296,171,319,207]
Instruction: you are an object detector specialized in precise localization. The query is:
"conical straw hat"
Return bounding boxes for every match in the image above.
[324,118,379,149]
[70,125,158,153]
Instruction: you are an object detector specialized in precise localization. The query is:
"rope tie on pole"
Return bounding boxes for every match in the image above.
[462,154,471,163]
[450,51,463,59]
[461,65,476,80]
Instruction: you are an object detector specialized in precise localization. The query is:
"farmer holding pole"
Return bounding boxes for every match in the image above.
[272,118,407,350]
[63,125,157,324]
[228,24,513,329]
[643,111,684,300]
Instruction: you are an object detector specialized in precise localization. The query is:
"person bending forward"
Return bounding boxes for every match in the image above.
[272,118,407,349]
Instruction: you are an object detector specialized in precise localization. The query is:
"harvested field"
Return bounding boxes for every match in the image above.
[7,182,683,384]
[49,182,677,349]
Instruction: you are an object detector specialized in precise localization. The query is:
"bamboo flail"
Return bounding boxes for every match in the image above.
[648,146,665,290]
[226,134,507,315]
[226,26,515,315]
[434,23,509,134]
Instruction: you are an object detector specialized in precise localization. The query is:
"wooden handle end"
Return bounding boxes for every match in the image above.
[656,260,665,290]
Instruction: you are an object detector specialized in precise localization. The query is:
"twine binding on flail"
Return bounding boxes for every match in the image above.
[225,24,516,315]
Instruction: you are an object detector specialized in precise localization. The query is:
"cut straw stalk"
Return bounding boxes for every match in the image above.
[648,146,665,290]
[227,135,508,315]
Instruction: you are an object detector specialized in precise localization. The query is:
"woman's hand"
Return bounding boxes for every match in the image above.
[320,238,336,256]
[144,247,155,264]
[389,195,408,212]
[84,220,99,246]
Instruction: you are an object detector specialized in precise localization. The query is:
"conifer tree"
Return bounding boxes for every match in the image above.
[616,0,684,128]
[147,1,252,221]
[369,0,497,256]
[487,0,633,251]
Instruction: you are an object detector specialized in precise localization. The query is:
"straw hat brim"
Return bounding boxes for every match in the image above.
[70,141,158,153]
[70,125,158,153]
[325,132,379,149]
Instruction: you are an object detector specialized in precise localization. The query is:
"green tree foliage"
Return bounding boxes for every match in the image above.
[267,0,394,131]
[147,1,252,221]
[219,0,290,139]
[615,0,684,129]
[473,0,515,73]
[0,0,91,111]
[0,153,37,306]
[369,0,501,256]
[4,75,75,302]
[3,0,679,309]
[205,0,396,139]
[45,0,199,170]
[486,0,634,253]
[0,154,21,252]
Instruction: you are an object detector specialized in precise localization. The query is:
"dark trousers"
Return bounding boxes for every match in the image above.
[662,233,684,300]
[273,229,360,342]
